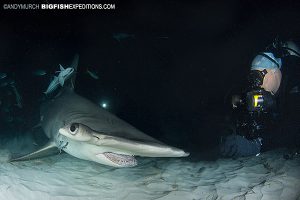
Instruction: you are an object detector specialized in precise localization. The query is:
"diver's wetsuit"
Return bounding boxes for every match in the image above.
[220,52,300,158]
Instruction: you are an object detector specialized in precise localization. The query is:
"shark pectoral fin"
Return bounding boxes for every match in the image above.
[10,141,59,162]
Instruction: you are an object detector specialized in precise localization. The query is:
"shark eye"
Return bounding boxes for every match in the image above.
[69,123,79,135]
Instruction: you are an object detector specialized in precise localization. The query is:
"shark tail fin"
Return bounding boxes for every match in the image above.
[70,54,79,70]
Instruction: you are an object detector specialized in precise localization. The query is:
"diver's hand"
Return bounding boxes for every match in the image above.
[231,95,242,109]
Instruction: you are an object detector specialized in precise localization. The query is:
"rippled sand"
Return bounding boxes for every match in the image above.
[0,145,299,200]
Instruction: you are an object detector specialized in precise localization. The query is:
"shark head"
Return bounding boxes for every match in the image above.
[58,123,138,167]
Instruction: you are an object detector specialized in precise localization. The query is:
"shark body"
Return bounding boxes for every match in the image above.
[11,55,189,167]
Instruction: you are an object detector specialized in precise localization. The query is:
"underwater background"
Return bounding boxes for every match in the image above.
[0,0,300,150]
[0,0,300,199]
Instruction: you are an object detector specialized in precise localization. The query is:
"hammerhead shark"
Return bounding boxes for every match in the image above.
[11,55,189,167]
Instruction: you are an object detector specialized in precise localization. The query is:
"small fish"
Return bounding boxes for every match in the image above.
[86,69,99,80]
[112,33,135,42]
[157,36,169,39]
[0,78,15,87]
[10,83,23,108]
[0,72,7,79]
[290,86,299,94]
[5,116,13,123]
[7,79,15,85]
[32,69,47,76]
[0,81,8,87]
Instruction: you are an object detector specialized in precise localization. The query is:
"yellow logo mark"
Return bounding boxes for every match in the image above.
[253,95,263,107]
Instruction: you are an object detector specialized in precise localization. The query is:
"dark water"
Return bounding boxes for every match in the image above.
[0,0,300,157]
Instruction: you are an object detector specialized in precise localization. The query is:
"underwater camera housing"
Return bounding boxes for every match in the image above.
[246,89,275,113]
[247,69,268,89]
[235,89,275,139]
[233,88,276,139]
[246,68,276,113]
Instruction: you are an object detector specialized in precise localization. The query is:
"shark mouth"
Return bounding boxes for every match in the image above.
[103,152,137,167]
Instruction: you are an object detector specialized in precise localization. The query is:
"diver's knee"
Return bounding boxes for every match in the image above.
[219,135,261,158]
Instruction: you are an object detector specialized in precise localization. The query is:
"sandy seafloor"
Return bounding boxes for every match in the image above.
[0,135,299,200]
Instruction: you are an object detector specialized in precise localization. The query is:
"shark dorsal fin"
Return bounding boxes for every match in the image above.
[68,54,79,91]
[59,64,65,71]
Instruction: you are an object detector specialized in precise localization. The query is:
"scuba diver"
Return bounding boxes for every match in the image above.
[220,39,300,158]
[0,73,24,130]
